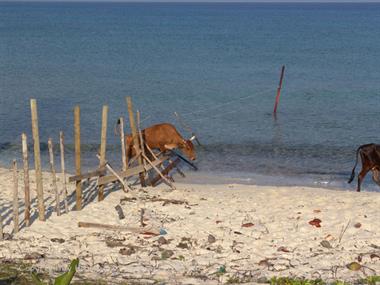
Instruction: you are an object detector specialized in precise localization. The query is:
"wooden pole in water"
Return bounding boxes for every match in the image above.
[119,117,127,172]
[30,99,45,221]
[126,97,145,187]
[273,65,286,115]
[98,105,108,201]
[12,160,19,234]
[74,106,82,211]
[59,131,69,214]
[48,138,60,216]
[21,133,31,227]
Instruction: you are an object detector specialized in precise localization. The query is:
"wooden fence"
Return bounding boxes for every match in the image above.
[0,96,183,236]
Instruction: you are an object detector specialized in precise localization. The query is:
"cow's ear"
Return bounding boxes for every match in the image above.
[164,143,178,150]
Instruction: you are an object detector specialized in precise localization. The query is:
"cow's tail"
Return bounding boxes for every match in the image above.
[348,146,362,183]
[114,118,121,136]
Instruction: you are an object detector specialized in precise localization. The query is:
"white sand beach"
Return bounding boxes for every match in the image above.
[0,167,379,284]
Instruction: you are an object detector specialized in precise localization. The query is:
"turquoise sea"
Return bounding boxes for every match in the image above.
[1,2,380,190]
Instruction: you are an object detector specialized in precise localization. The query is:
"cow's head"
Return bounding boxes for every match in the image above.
[166,139,196,161]
[179,139,196,161]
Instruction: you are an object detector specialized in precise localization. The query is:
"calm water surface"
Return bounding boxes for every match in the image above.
[1,2,380,190]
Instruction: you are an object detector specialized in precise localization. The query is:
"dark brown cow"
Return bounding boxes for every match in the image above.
[348,143,380,192]
[125,123,196,161]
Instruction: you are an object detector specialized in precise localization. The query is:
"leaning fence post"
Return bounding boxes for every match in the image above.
[74,106,82,210]
[59,131,68,214]
[48,138,60,216]
[30,99,45,221]
[98,105,108,201]
[12,160,19,234]
[119,117,127,172]
[21,133,30,227]
[126,97,145,187]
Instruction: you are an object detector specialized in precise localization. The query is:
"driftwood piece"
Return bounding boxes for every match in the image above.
[150,198,188,206]
[115,205,125,220]
[78,222,159,235]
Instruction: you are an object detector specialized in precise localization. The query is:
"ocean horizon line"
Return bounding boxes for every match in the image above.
[2,0,380,3]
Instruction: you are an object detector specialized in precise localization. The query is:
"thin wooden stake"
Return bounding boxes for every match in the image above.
[59,131,68,214]
[273,65,285,114]
[119,117,127,172]
[48,138,60,216]
[12,160,19,234]
[137,110,147,170]
[0,213,3,240]
[126,97,145,187]
[74,106,82,211]
[21,133,30,227]
[98,105,108,201]
[30,99,45,221]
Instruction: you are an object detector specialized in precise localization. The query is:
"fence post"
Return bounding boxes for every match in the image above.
[126,97,145,187]
[48,138,60,216]
[21,133,30,226]
[12,160,19,234]
[0,213,3,240]
[59,132,68,213]
[74,106,82,210]
[119,117,127,172]
[98,105,108,201]
[136,111,147,166]
[30,99,45,221]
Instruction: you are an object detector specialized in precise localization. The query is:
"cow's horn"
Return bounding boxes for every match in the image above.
[189,135,196,141]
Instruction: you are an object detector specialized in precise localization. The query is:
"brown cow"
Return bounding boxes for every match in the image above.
[125,123,196,161]
[348,143,380,192]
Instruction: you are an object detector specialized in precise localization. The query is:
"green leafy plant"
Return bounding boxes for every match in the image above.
[361,276,380,285]
[32,258,79,285]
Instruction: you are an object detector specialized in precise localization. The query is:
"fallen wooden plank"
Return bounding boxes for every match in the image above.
[151,158,180,187]
[78,221,159,235]
[98,156,170,186]
[69,168,106,183]
[142,153,175,190]
[96,155,132,192]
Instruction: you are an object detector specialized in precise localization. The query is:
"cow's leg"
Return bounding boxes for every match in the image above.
[357,165,371,192]
[371,168,380,187]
